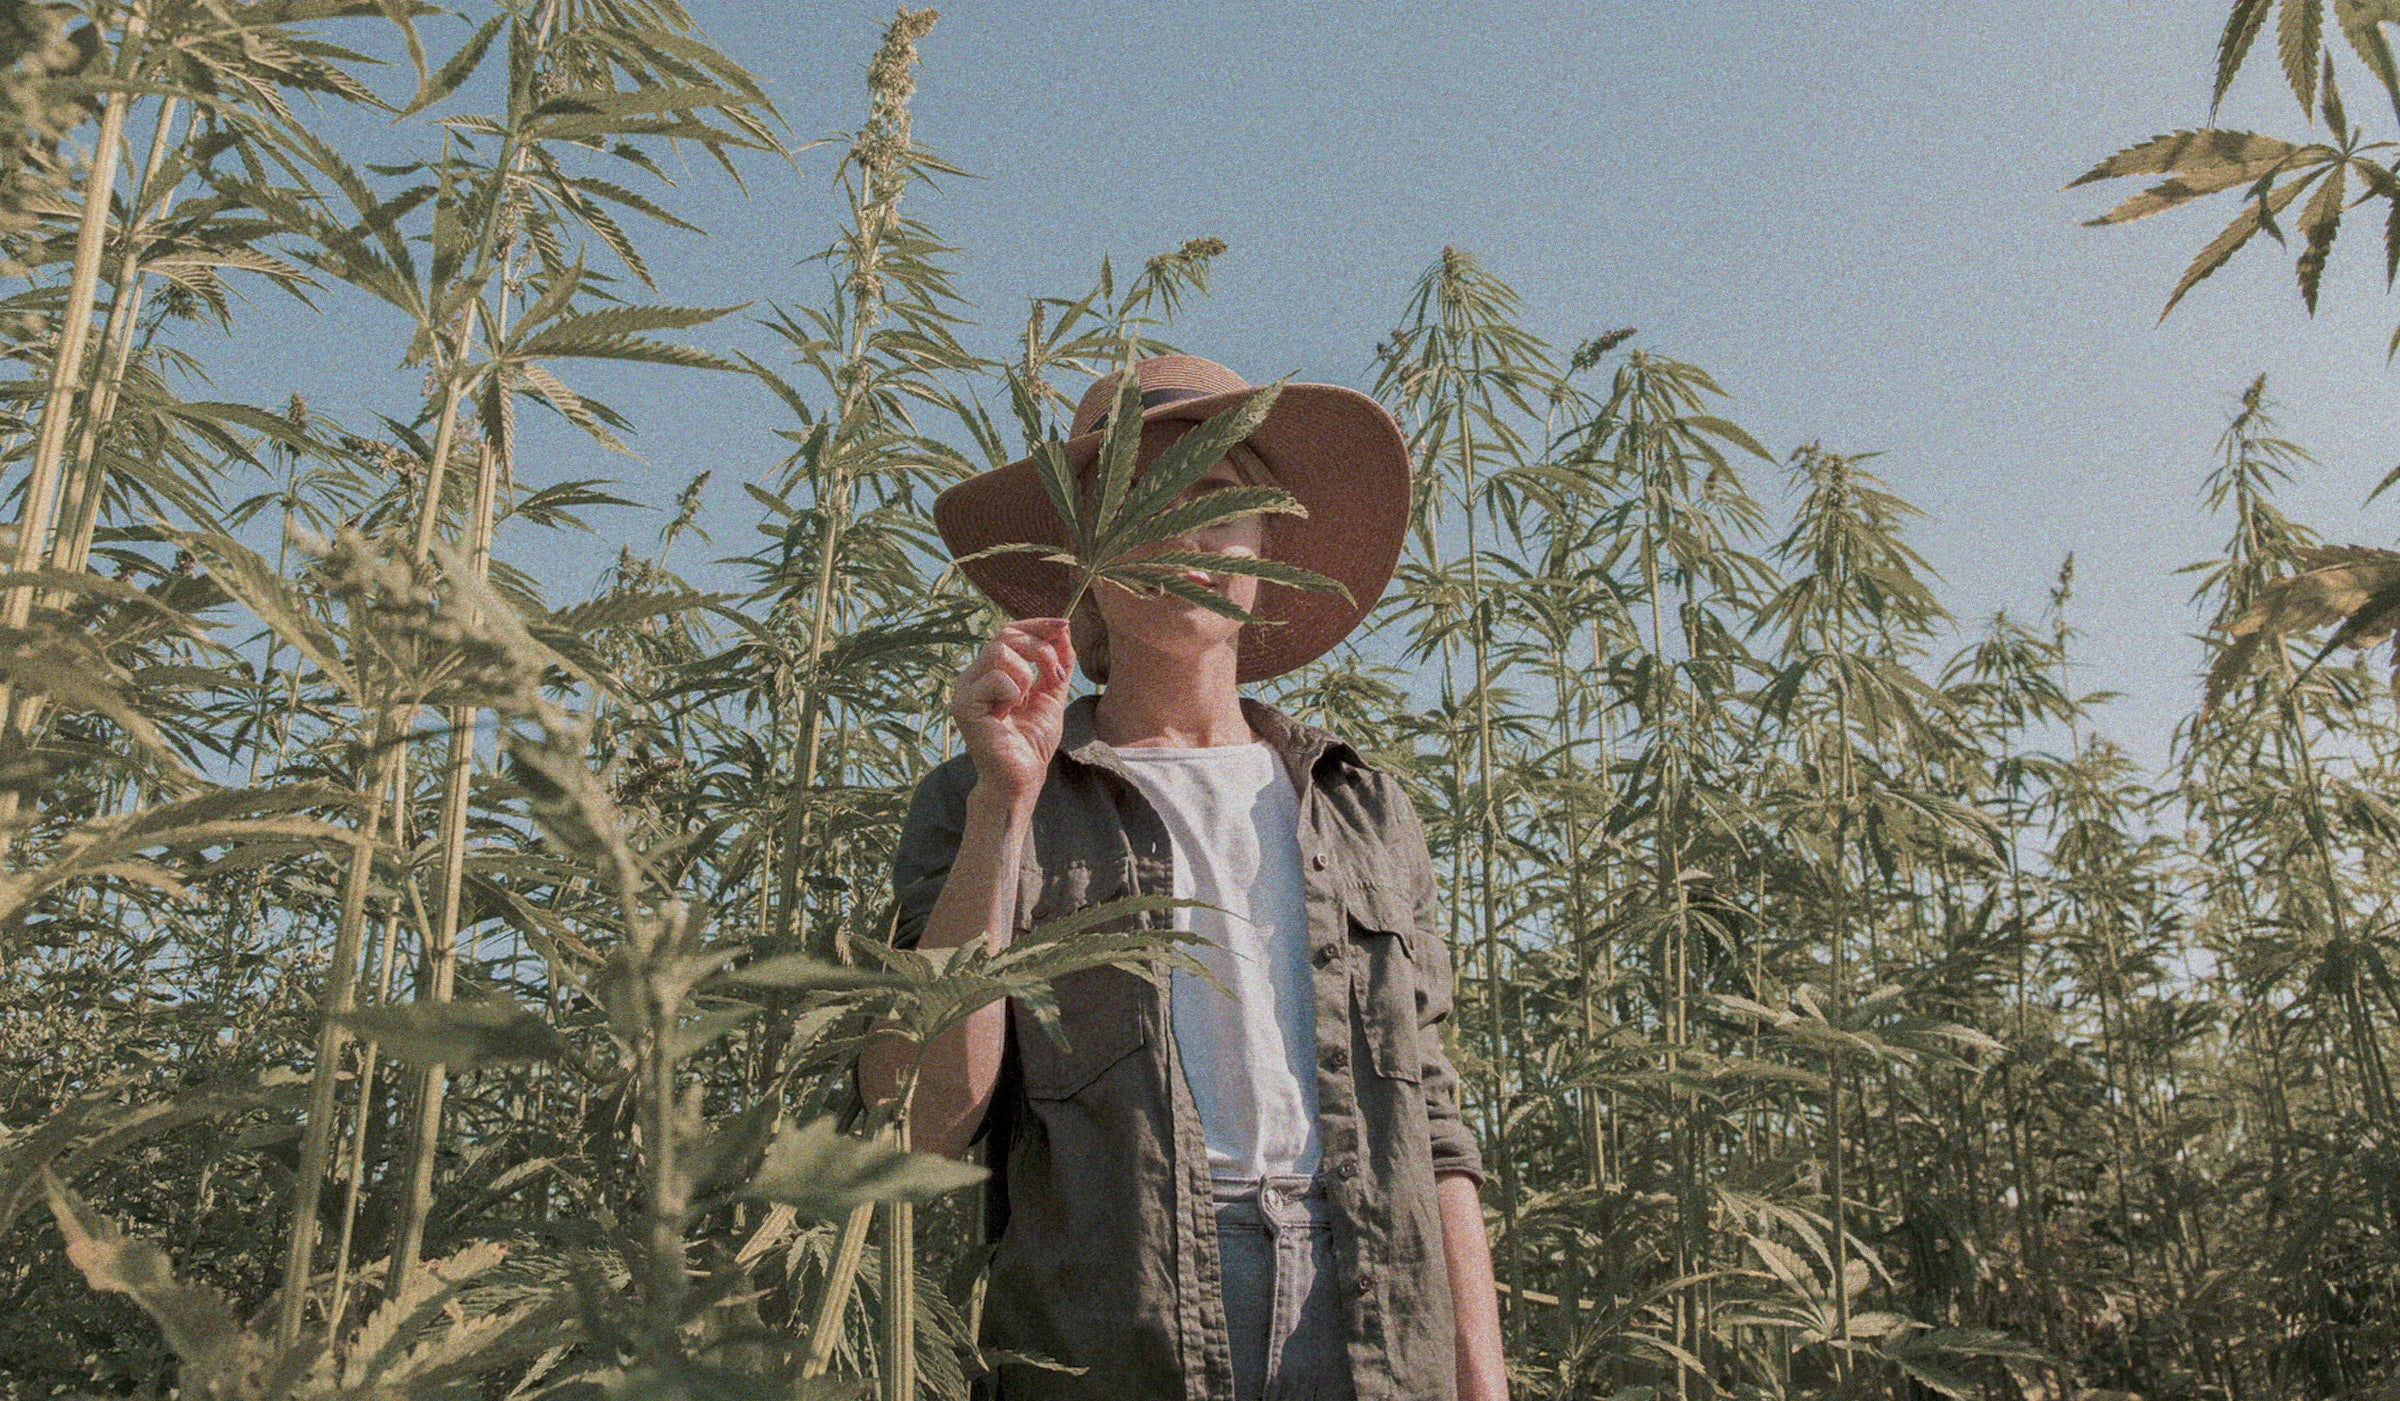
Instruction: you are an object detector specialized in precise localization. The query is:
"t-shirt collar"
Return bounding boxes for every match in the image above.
[1059,691,1352,784]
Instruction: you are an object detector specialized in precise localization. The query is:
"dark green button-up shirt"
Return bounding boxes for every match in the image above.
[885,692,1483,1400]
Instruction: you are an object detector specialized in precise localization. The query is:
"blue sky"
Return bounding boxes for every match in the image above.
[194,1,2400,770]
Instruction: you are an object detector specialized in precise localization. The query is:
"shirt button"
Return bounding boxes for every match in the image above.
[1310,851,1329,871]
[1314,943,1339,967]
[1355,1274,1373,1296]
[1324,1045,1347,1070]
[1339,1160,1359,1180]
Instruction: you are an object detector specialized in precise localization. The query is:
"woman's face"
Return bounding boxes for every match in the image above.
[1094,454,1267,665]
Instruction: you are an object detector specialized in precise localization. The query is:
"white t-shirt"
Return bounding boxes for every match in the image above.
[1106,739,1321,1181]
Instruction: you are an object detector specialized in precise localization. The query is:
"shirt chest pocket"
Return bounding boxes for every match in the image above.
[1014,858,1149,1101]
[1341,868,1422,1083]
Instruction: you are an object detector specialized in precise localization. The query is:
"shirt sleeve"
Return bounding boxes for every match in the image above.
[887,754,976,952]
[1387,775,1486,1186]
[874,754,1019,1150]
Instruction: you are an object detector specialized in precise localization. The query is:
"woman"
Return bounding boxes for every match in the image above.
[858,355,1507,1401]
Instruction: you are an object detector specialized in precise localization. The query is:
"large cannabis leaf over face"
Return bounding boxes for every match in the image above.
[958,346,1354,623]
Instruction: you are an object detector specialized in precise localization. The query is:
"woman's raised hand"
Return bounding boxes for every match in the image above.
[951,617,1073,809]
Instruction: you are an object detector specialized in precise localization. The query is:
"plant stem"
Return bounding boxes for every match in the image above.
[328,757,413,1335]
[3,5,144,625]
[52,94,181,590]
[0,5,148,853]
[279,735,400,1348]
[388,441,502,1295]
[880,1111,917,1401]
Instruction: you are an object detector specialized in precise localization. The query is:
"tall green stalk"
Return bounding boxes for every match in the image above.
[0,5,148,854]
[3,5,143,621]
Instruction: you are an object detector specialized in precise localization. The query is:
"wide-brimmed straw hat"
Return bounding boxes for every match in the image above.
[932,354,1411,683]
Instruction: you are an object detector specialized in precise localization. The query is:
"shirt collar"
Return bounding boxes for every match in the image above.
[1059,691,1355,783]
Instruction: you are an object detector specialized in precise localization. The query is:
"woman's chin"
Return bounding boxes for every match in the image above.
[1106,600,1252,659]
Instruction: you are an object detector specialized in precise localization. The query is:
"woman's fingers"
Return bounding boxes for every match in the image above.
[1003,619,1072,693]
[1004,618,1068,658]
[970,635,1032,689]
[997,628,1052,678]
[989,645,1036,693]
[956,660,1012,707]
[957,620,1069,725]
[958,667,1021,716]
[994,635,1041,679]
[1004,629,1064,695]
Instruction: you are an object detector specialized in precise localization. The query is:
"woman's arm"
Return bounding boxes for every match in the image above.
[856,618,1072,1160]
[855,779,1034,1159]
[1439,1170,1509,1401]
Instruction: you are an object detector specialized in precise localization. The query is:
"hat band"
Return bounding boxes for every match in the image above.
[1088,384,1221,434]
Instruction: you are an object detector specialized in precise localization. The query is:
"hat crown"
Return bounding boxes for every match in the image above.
[1069,355,1251,437]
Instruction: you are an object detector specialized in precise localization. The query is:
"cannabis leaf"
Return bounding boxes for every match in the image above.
[2204,543,2400,710]
[954,341,1353,623]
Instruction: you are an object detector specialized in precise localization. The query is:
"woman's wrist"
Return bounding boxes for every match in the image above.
[965,773,1039,827]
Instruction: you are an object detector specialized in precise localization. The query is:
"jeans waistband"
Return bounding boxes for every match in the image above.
[1210,1173,1334,1237]
[1209,1171,1326,1202]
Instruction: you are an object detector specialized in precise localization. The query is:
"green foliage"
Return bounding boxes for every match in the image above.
[745,1118,985,1223]
[0,4,2389,1400]
[2076,0,2400,337]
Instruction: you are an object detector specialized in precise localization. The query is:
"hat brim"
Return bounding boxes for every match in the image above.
[932,383,1411,684]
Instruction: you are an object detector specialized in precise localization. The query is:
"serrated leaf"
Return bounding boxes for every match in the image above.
[1,1068,305,1232]
[514,363,629,453]
[174,529,361,706]
[2335,0,2400,114]
[744,1117,986,1221]
[1090,383,1288,559]
[2162,175,2312,318]
[719,954,912,992]
[567,175,707,234]
[2219,0,2279,110]
[2379,171,2400,293]
[1099,550,1355,625]
[1031,439,1084,549]
[1104,486,1305,555]
[514,333,742,373]
[2297,158,2348,309]
[0,637,194,785]
[400,9,504,117]
[1088,357,1148,543]
[2090,164,2283,224]
[45,1180,266,1382]
[2282,0,2325,115]
[2068,130,2305,189]
[334,999,565,1069]
[2207,545,2400,706]
[545,589,715,635]
[1682,413,1778,462]
[344,1239,512,1382]
[515,303,744,356]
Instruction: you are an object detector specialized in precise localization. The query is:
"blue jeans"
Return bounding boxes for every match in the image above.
[1212,1174,1353,1401]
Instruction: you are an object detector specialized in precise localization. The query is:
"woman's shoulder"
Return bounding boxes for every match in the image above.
[1301,732,1427,833]
[1298,720,1407,788]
